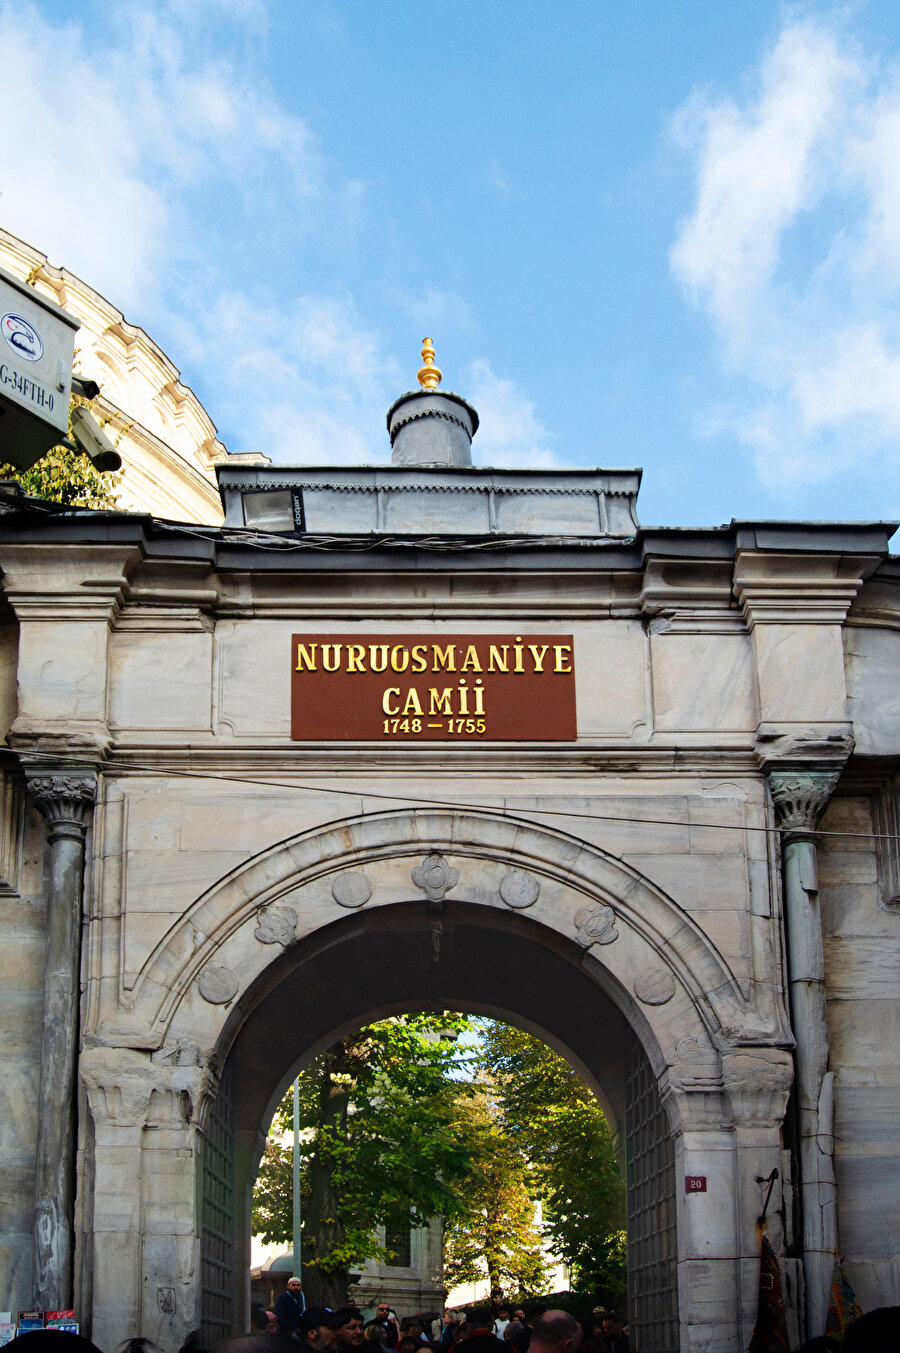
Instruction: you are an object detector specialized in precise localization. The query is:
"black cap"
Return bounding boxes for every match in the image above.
[298,1308,343,1334]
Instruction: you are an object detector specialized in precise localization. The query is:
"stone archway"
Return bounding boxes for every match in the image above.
[206,899,679,1350]
[79,807,793,1353]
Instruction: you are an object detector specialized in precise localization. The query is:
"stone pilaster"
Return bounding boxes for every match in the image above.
[80,1045,211,1353]
[769,766,841,1340]
[26,770,96,1312]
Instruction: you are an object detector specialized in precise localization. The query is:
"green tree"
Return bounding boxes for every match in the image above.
[252,1014,476,1308]
[442,1086,549,1303]
[476,1022,626,1302]
[0,393,121,508]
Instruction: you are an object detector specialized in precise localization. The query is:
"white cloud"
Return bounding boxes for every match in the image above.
[197,290,402,463]
[0,2,556,473]
[0,3,318,308]
[466,359,560,468]
[670,13,900,489]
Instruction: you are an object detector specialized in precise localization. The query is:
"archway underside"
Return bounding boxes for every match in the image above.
[227,900,637,1143]
[215,901,679,1352]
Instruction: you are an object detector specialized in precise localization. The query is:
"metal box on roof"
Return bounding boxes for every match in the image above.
[0,265,78,469]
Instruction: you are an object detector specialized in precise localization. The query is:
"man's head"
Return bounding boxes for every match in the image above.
[249,1305,268,1333]
[399,1340,419,1353]
[375,1304,392,1322]
[334,1308,366,1350]
[600,1317,623,1341]
[496,1311,509,1322]
[527,1311,582,1353]
[298,1308,342,1352]
[513,1313,526,1326]
[401,1320,422,1338]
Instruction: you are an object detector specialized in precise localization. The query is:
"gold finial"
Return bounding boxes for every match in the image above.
[417,337,442,389]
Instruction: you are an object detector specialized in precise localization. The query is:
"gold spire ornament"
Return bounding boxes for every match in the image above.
[417,337,442,389]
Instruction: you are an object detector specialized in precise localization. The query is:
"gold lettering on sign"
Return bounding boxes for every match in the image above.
[403,688,424,715]
[430,688,453,715]
[291,633,576,741]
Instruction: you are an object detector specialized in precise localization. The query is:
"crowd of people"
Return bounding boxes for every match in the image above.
[247,1299,624,1353]
[7,1288,900,1353]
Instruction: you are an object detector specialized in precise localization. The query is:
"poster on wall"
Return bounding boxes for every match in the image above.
[46,1311,78,1333]
[291,633,577,742]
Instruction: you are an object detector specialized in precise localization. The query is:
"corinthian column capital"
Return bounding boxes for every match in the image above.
[27,773,97,840]
[768,768,841,840]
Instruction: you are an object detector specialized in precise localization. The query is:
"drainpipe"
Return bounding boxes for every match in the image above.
[26,770,97,1310]
[769,768,840,1339]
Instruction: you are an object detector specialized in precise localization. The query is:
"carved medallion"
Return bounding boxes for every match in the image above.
[633,966,676,1006]
[198,964,239,1005]
[411,852,459,903]
[332,871,372,909]
[499,869,540,909]
[254,904,298,945]
[574,903,618,945]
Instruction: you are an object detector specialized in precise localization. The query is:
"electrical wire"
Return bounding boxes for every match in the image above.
[8,745,900,843]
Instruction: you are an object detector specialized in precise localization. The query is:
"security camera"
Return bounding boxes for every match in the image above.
[71,375,101,401]
[69,405,122,473]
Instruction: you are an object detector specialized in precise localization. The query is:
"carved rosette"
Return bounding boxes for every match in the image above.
[768,769,842,840]
[254,904,298,945]
[411,852,459,903]
[27,773,97,840]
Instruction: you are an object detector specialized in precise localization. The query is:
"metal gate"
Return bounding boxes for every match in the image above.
[624,1041,679,1353]
[200,1064,235,1345]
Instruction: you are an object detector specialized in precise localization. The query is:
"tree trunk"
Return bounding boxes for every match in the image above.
[303,1042,351,1308]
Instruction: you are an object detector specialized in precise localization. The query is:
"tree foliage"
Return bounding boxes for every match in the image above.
[441,1086,549,1302]
[474,1022,626,1301]
[0,394,121,508]
[252,1016,628,1309]
[252,1014,477,1306]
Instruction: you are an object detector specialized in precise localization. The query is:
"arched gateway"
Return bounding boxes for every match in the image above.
[79,808,790,1353]
[2,347,898,1353]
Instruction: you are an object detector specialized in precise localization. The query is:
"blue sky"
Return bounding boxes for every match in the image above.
[3,1,900,530]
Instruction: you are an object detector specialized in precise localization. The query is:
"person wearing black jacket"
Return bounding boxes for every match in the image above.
[275,1278,306,1335]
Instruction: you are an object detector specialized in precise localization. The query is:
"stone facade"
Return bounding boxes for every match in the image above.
[0,228,268,524]
[0,459,896,1351]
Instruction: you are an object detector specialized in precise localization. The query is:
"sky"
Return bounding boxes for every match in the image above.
[2,0,900,530]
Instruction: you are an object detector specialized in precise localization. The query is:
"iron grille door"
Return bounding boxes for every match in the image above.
[624,1041,678,1353]
[200,1065,235,1345]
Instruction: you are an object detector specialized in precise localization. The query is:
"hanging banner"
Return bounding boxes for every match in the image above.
[291,633,577,741]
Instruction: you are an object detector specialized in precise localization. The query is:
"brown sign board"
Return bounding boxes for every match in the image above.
[291,634,577,742]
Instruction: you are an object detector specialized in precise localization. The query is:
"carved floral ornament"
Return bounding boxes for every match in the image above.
[27,773,96,830]
[254,904,298,945]
[411,852,459,903]
[574,902,618,946]
[768,768,841,836]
